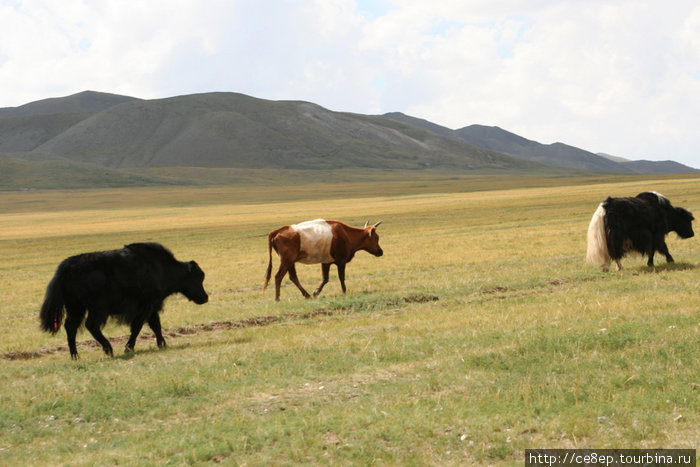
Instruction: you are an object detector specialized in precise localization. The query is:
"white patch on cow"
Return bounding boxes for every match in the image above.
[291,219,334,264]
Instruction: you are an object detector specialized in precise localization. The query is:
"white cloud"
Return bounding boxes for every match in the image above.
[0,0,698,167]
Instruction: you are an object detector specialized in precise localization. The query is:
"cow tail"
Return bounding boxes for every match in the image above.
[586,203,610,266]
[263,233,274,291]
[39,268,65,335]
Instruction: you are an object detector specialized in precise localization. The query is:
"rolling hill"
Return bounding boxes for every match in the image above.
[1,90,696,189]
[382,113,698,174]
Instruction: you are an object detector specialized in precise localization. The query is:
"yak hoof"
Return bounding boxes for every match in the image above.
[124,344,134,353]
[70,353,80,360]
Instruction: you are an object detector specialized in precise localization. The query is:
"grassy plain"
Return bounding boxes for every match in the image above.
[0,174,698,465]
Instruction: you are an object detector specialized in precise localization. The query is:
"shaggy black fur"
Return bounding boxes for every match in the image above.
[603,192,694,267]
[40,242,208,359]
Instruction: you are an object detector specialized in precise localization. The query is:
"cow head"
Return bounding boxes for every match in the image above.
[181,261,209,304]
[362,220,384,257]
[669,207,695,239]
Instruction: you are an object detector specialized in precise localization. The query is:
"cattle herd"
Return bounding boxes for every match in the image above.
[40,192,694,359]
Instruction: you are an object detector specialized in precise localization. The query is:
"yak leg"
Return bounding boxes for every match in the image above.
[85,311,113,357]
[656,239,674,263]
[646,244,656,267]
[288,264,311,299]
[64,305,85,360]
[337,262,347,294]
[313,263,331,297]
[148,312,167,348]
[125,319,146,352]
[614,259,623,271]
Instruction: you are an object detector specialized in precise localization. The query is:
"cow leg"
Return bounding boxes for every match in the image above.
[313,263,331,297]
[147,312,167,348]
[274,263,290,301]
[64,305,85,360]
[288,264,311,299]
[337,262,347,294]
[125,319,146,353]
[85,311,113,357]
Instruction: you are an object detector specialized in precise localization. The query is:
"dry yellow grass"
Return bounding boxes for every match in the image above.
[0,175,698,464]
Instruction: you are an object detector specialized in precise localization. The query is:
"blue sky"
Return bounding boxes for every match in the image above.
[1,0,699,168]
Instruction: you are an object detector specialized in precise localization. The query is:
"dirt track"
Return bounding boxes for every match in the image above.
[3,295,439,361]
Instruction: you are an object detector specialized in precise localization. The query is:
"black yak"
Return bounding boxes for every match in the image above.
[586,191,694,271]
[40,242,208,359]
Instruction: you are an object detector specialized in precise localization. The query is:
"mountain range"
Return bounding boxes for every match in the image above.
[1,90,696,189]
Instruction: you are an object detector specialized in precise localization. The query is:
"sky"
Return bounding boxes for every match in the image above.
[1,0,699,168]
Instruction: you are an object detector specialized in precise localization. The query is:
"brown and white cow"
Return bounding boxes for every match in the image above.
[263,219,383,301]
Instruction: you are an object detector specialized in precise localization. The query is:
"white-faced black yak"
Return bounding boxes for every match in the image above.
[586,192,694,271]
[40,243,208,359]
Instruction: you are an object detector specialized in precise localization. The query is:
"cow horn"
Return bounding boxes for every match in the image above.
[373,220,383,227]
[364,220,369,228]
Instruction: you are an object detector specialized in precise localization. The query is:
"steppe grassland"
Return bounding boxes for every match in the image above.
[0,176,698,464]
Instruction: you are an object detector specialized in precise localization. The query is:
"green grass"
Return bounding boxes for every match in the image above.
[0,175,698,464]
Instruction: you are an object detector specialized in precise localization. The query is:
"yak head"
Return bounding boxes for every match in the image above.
[181,261,209,304]
[669,207,695,239]
[362,220,384,257]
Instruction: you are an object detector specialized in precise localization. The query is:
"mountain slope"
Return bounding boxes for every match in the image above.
[0,90,138,118]
[0,112,92,153]
[382,114,698,174]
[453,124,631,173]
[26,92,543,171]
[621,159,699,174]
[0,154,184,189]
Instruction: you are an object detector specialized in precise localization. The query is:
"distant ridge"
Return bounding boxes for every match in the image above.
[452,123,632,172]
[0,90,138,118]
[1,90,697,189]
[383,113,698,174]
[621,159,699,174]
[6,92,543,172]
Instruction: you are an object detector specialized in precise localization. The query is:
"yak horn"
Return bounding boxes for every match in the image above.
[364,220,369,228]
[373,220,383,227]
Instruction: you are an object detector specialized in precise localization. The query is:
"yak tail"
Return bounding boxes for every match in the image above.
[39,270,65,335]
[586,203,610,267]
[263,234,274,291]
